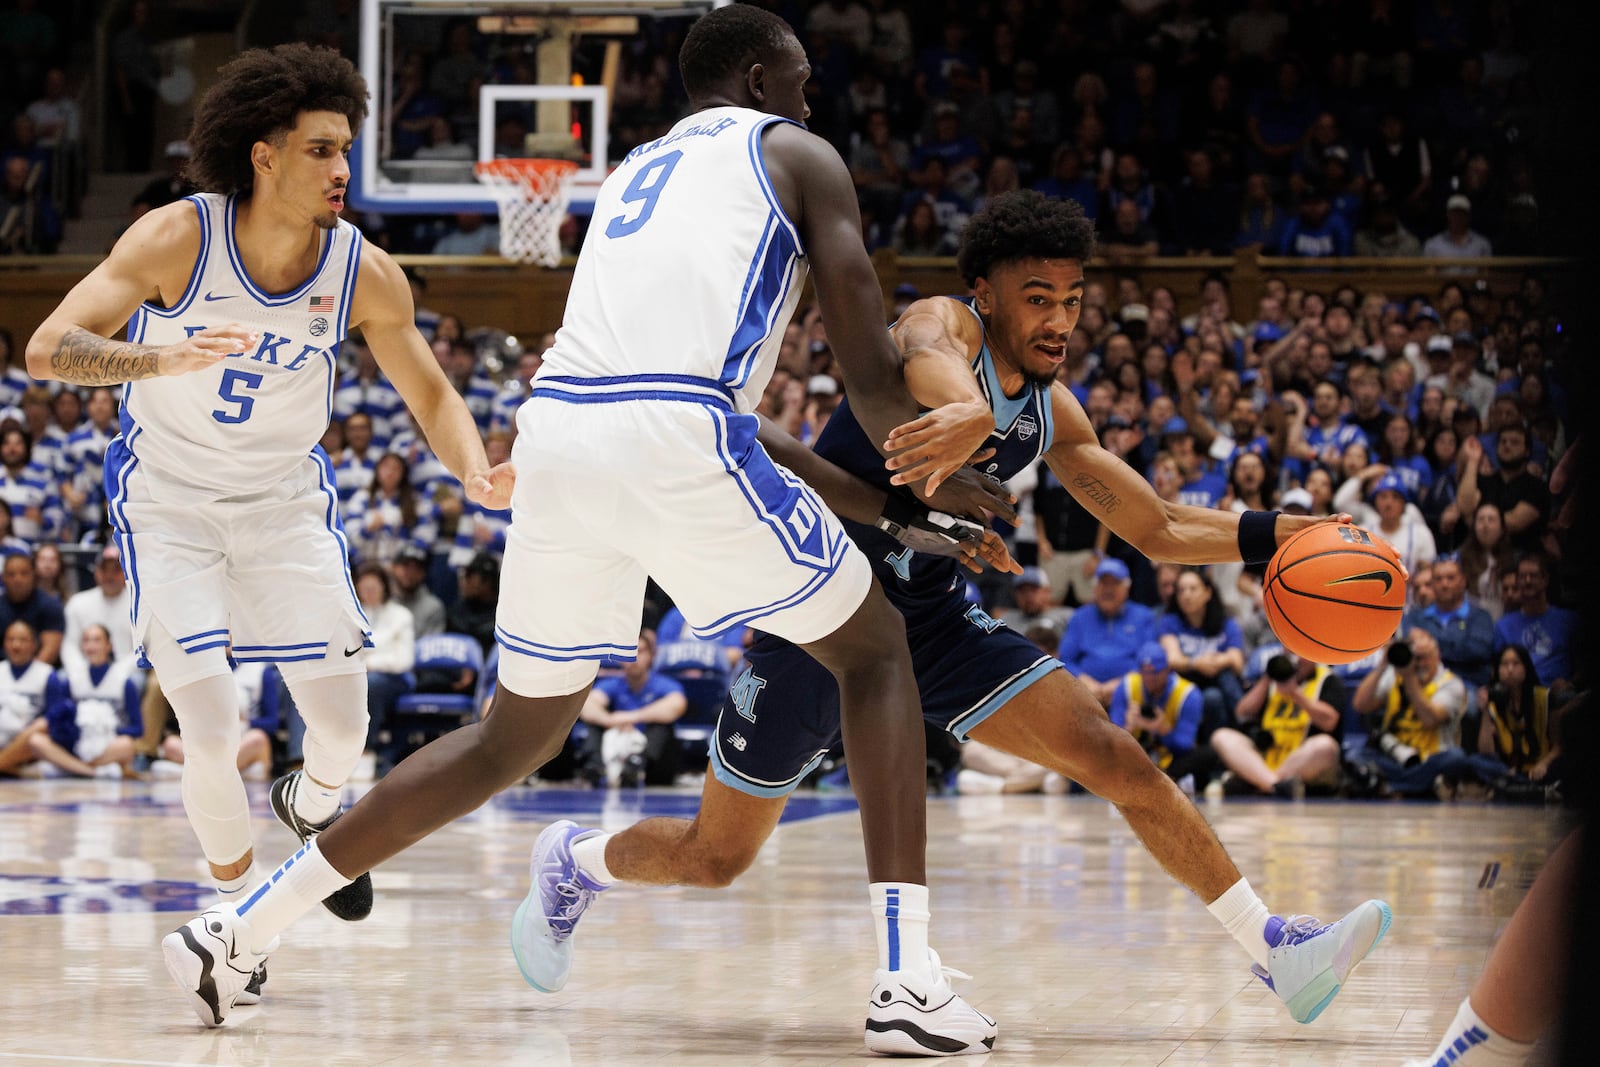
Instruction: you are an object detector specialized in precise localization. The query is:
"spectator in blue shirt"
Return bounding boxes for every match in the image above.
[1494,553,1578,696]
[1277,187,1352,257]
[1109,641,1204,779]
[0,552,64,666]
[1057,557,1155,707]
[1157,568,1247,736]
[577,628,688,787]
[1404,555,1496,687]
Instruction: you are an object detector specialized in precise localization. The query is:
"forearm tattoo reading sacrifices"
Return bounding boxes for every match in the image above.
[1074,472,1121,513]
[50,328,162,384]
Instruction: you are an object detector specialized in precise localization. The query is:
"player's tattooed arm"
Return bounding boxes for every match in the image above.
[1072,473,1121,514]
[48,329,162,384]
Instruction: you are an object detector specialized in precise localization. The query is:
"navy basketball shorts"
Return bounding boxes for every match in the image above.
[710,595,1063,798]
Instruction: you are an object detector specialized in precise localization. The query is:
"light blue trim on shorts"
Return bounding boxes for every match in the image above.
[708,733,829,800]
[946,655,1063,742]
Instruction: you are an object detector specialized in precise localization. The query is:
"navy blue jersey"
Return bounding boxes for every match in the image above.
[813,300,1054,613]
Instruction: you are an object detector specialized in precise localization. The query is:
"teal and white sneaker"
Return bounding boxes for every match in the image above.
[1253,900,1392,1023]
[511,820,610,993]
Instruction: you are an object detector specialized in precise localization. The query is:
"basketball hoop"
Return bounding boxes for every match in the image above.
[473,159,580,267]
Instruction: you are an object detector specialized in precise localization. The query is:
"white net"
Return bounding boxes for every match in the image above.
[474,160,579,267]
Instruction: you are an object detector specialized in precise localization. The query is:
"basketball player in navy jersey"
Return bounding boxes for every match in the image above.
[27,44,511,1008]
[525,191,1397,1054]
[160,6,1007,1040]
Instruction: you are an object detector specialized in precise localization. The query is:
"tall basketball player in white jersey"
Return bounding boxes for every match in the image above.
[26,44,511,1010]
[159,6,1002,1046]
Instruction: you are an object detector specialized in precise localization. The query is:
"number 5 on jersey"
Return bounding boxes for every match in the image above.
[604,151,683,238]
[213,368,263,424]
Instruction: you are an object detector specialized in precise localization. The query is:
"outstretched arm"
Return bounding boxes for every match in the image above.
[353,247,511,510]
[1042,384,1343,564]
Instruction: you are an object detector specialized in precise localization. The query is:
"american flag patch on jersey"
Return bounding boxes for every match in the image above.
[309,295,335,311]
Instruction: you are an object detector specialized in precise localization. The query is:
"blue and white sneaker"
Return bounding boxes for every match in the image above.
[865,948,997,1056]
[162,908,274,1027]
[1252,900,1393,1023]
[510,819,610,993]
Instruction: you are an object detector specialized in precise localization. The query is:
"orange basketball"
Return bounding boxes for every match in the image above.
[1262,523,1407,664]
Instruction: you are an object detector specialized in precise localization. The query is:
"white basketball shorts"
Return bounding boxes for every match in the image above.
[105,437,371,687]
[494,375,872,698]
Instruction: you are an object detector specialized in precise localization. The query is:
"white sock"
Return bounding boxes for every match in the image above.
[871,882,931,978]
[1206,876,1274,969]
[216,866,254,904]
[234,838,352,954]
[572,832,616,886]
[292,771,341,826]
[1417,997,1537,1066]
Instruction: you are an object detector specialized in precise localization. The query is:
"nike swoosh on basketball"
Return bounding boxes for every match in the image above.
[1325,570,1394,595]
[203,291,234,301]
[343,646,362,657]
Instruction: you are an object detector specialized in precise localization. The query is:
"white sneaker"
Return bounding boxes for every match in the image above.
[1253,900,1392,1023]
[162,908,269,1027]
[1042,772,1070,794]
[865,948,997,1056]
[94,763,124,780]
[149,759,184,780]
[955,769,1005,795]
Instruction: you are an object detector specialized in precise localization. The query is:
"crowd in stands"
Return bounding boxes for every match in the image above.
[0,2,1584,803]
[316,0,1544,259]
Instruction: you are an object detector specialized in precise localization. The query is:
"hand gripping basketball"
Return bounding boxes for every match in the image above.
[874,494,985,557]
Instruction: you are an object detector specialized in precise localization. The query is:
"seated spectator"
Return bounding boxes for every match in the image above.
[1468,644,1560,798]
[158,654,280,782]
[1056,557,1154,707]
[345,453,438,565]
[1210,647,1345,797]
[1171,147,1239,256]
[0,552,63,665]
[0,619,51,774]
[1351,629,1468,798]
[892,197,958,256]
[1353,197,1422,257]
[30,624,140,779]
[446,552,499,654]
[0,426,63,547]
[0,154,62,254]
[997,567,1071,646]
[351,562,415,778]
[390,545,446,637]
[1458,502,1513,619]
[1403,554,1496,689]
[1235,171,1286,249]
[1375,412,1433,500]
[1456,424,1548,555]
[332,411,382,504]
[1109,641,1205,785]
[32,542,69,600]
[1031,143,1099,217]
[129,140,196,219]
[1335,471,1438,583]
[1100,198,1159,263]
[1493,553,1577,696]
[849,108,911,233]
[431,212,500,256]
[1157,567,1246,737]
[1430,334,1496,422]
[577,629,686,787]
[62,545,133,671]
[1422,195,1493,258]
[1277,187,1352,257]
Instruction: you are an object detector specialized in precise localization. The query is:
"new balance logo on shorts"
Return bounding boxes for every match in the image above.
[727,732,747,752]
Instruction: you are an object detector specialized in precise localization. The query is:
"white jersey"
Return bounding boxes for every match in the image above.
[543,107,807,412]
[0,659,53,740]
[121,193,362,503]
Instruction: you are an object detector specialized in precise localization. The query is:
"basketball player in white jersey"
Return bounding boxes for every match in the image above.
[160,6,1003,1044]
[27,43,511,1006]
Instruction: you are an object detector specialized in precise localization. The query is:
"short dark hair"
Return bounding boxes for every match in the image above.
[352,561,393,600]
[187,43,369,197]
[679,5,795,99]
[956,191,1096,287]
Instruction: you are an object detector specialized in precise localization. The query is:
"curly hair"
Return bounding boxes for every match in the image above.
[679,4,795,99]
[186,43,369,197]
[956,190,1096,286]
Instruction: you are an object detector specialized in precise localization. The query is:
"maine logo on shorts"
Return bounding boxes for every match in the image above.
[1015,414,1038,440]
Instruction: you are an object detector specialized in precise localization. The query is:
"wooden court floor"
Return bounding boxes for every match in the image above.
[0,778,1569,1066]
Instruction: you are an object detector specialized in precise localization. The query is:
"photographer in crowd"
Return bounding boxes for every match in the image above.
[1351,628,1469,798]
[1208,646,1345,799]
